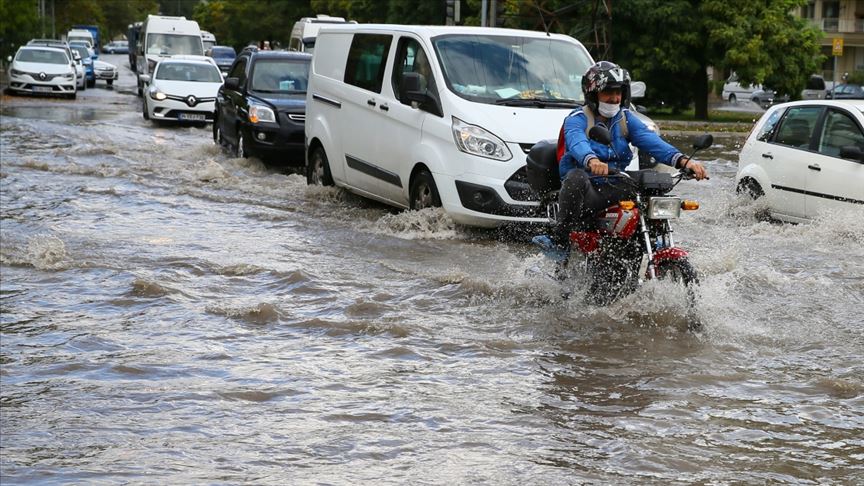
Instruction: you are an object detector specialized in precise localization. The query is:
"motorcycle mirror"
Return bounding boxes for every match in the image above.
[588,125,612,145]
[692,134,713,151]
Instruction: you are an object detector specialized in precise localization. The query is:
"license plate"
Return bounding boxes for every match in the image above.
[33,86,52,92]
[179,113,206,121]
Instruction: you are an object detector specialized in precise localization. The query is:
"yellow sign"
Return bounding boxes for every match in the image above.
[833,38,844,56]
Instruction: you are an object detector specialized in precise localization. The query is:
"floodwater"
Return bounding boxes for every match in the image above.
[2,56,863,484]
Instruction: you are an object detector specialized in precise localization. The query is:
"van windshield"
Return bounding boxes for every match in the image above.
[146,33,204,56]
[432,34,592,106]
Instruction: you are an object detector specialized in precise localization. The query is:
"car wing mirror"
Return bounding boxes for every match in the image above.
[588,125,612,145]
[224,77,240,90]
[139,74,151,84]
[840,145,864,162]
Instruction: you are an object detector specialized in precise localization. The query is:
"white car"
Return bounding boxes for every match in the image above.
[93,59,118,86]
[736,100,864,222]
[6,45,77,98]
[141,58,223,123]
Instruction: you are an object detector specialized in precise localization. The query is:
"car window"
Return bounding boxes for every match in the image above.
[344,34,392,93]
[17,48,69,64]
[156,62,221,82]
[757,109,784,142]
[817,109,864,159]
[228,57,248,86]
[391,37,436,104]
[772,106,822,149]
[250,59,309,92]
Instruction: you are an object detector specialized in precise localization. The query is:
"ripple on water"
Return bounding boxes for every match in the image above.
[205,301,281,324]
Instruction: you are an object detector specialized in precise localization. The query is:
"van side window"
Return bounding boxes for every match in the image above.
[392,38,435,104]
[229,57,247,86]
[344,34,392,93]
[772,106,822,149]
[817,109,864,159]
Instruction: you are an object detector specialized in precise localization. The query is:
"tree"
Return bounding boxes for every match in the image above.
[0,0,40,60]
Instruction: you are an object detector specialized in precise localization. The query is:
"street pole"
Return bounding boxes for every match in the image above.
[481,0,488,27]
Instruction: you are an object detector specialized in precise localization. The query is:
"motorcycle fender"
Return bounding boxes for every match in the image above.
[569,231,600,254]
[651,247,689,265]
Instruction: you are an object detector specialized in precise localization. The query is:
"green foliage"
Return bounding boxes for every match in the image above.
[843,71,864,85]
[0,0,41,60]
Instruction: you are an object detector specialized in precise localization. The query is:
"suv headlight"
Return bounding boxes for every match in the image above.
[647,197,681,219]
[248,104,276,124]
[451,117,512,161]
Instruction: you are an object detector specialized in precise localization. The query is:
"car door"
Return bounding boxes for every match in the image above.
[219,56,248,146]
[761,105,824,219]
[339,33,394,195]
[808,107,864,217]
[373,35,438,204]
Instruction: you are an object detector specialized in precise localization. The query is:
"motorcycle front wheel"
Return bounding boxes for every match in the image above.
[654,259,701,331]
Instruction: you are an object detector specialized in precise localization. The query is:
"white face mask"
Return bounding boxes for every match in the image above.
[598,101,620,118]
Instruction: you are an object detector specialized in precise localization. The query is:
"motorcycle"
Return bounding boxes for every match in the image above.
[526,126,712,315]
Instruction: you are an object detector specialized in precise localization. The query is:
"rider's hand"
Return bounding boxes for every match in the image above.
[587,158,609,176]
[680,158,709,180]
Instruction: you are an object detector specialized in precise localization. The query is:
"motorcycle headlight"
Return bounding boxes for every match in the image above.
[648,197,681,219]
[451,116,512,161]
[249,104,276,124]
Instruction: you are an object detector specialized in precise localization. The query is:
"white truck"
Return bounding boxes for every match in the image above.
[136,15,204,96]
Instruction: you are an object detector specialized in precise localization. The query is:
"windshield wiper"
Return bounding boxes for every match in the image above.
[494,97,580,108]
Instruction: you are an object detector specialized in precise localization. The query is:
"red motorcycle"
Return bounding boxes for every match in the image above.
[527,127,712,314]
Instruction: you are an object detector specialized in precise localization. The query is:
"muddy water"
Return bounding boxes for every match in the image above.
[1,61,863,484]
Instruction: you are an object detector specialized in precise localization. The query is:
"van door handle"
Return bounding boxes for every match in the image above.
[367,99,376,107]
[761,153,773,159]
[808,164,821,171]
[379,103,389,112]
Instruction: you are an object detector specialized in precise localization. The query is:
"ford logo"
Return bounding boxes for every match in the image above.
[185,95,197,107]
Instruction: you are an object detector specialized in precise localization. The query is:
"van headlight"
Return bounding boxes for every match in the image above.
[647,197,681,219]
[249,104,276,124]
[451,116,512,161]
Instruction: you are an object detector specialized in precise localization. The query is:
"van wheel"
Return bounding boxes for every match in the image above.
[307,146,334,186]
[410,170,441,210]
[728,93,737,104]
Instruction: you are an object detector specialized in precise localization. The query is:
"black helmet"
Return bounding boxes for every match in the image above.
[581,61,631,113]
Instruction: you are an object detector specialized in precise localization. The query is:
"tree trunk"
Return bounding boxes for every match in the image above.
[693,65,709,120]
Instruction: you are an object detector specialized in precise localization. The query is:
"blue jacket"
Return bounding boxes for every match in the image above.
[558,108,685,179]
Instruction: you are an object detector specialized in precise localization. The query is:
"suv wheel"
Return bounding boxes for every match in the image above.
[307,146,334,186]
[236,130,248,158]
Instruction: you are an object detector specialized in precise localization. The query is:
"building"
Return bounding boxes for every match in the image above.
[799,0,864,83]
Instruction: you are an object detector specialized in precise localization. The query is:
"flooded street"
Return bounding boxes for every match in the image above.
[2,55,863,484]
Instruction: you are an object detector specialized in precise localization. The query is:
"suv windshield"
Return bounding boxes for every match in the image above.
[211,47,236,60]
[250,59,309,93]
[156,62,221,82]
[432,34,592,106]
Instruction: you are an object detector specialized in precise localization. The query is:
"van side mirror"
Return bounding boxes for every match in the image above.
[401,72,442,117]
[225,77,240,90]
[588,125,612,145]
[840,145,864,162]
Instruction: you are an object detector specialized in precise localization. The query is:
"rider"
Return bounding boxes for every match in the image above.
[537,61,708,260]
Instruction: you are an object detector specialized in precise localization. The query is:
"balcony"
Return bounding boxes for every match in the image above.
[810,17,864,33]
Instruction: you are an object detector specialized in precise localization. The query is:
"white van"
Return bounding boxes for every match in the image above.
[288,14,356,54]
[201,30,217,51]
[66,29,94,49]
[136,15,204,96]
[305,24,626,228]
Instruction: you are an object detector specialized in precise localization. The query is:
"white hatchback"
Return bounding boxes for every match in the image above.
[141,57,223,123]
[735,100,864,222]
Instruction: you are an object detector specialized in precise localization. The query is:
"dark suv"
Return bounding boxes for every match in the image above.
[213,47,311,165]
